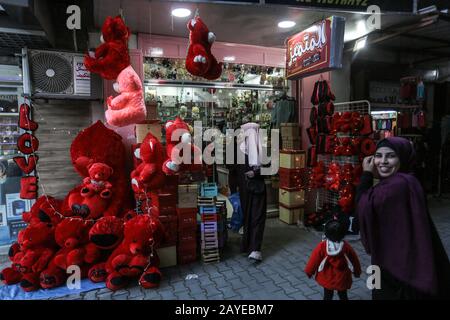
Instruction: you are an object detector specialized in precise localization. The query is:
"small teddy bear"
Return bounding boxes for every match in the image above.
[83,162,114,193]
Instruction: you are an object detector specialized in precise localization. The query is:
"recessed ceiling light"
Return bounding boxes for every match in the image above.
[171,8,191,18]
[278,20,296,29]
[353,36,367,51]
[223,56,235,62]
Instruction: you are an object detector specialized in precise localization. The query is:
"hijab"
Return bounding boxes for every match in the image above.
[357,137,450,296]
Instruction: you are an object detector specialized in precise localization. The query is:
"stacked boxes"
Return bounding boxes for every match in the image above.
[198,183,220,264]
[178,184,198,208]
[281,123,301,150]
[216,200,228,250]
[177,207,198,264]
[279,150,306,225]
[135,120,162,143]
[176,184,199,265]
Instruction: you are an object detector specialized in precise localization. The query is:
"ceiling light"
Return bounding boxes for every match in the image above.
[171,8,191,18]
[150,47,164,56]
[354,36,367,51]
[278,21,296,29]
[223,56,235,62]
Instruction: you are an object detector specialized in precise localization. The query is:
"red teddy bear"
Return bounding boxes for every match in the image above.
[83,162,113,193]
[22,196,62,226]
[131,132,166,193]
[0,222,57,292]
[67,121,130,219]
[186,15,223,80]
[101,214,165,291]
[39,219,102,289]
[84,15,130,80]
[163,117,202,175]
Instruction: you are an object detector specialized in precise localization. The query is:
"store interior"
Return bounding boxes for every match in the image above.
[0,0,449,294]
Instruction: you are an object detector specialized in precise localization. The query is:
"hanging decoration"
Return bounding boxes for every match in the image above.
[185,12,223,80]
[84,16,146,127]
[14,103,39,200]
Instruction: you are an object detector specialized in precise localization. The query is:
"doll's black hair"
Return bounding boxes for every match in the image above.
[324,219,346,242]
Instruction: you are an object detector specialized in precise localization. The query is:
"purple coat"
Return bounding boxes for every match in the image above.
[357,137,450,296]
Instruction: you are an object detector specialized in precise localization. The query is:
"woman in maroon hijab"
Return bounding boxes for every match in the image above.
[357,137,450,300]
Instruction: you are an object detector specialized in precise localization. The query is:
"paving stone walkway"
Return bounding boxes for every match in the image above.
[2,197,449,300]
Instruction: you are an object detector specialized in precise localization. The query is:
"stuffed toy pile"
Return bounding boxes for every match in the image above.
[0,121,165,292]
[84,16,146,127]
[185,14,222,80]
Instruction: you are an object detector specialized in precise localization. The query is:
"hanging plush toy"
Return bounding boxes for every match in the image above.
[84,16,130,80]
[84,16,146,127]
[185,13,223,80]
[105,65,146,127]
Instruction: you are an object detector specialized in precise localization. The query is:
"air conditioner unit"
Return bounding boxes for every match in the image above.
[25,49,95,99]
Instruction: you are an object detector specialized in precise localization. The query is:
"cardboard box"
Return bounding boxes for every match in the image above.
[177,208,198,230]
[159,215,178,246]
[279,206,304,225]
[280,150,306,169]
[135,120,162,143]
[279,188,305,208]
[177,184,199,208]
[282,138,301,150]
[281,123,300,138]
[157,245,177,268]
[145,101,158,120]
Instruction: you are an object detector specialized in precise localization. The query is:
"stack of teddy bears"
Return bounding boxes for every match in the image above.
[0,121,165,292]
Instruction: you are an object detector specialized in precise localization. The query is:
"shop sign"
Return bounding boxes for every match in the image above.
[285,16,345,80]
[265,0,414,13]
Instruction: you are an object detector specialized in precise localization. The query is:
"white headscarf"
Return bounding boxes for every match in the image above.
[239,122,262,167]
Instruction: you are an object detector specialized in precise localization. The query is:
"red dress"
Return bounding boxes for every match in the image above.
[304,240,362,291]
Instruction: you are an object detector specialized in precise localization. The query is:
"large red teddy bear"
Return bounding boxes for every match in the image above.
[0,222,57,292]
[105,65,146,127]
[163,117,202,175]
[186,15,223,80]
[39,219,102,289]
[84,15,130,80]
[89,213,164,291]
[63,121,130,220]
[131,132,166,193]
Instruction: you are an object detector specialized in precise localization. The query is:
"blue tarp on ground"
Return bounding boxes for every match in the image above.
[0,279,106,300]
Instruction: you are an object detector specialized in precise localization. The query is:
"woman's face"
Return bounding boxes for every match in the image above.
[374,147,400,178]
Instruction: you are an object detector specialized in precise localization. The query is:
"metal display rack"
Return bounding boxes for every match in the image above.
[311,100,371,227]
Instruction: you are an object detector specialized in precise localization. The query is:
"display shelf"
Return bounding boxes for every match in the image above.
[0,113,19,116]
[145,79,286,91]
[371,103,421,109]
[0,132,20,136]
[0,153,21,160]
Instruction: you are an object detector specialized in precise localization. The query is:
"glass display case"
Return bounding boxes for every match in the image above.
[0,69,32,247]
[145,84,279,131]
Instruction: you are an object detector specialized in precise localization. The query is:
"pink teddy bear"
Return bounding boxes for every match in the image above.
[106,65,146,127]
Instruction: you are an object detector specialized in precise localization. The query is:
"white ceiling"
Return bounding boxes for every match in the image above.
[93,0,418,48]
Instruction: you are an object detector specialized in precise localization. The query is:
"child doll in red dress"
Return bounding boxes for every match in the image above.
[305,219,362,300]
